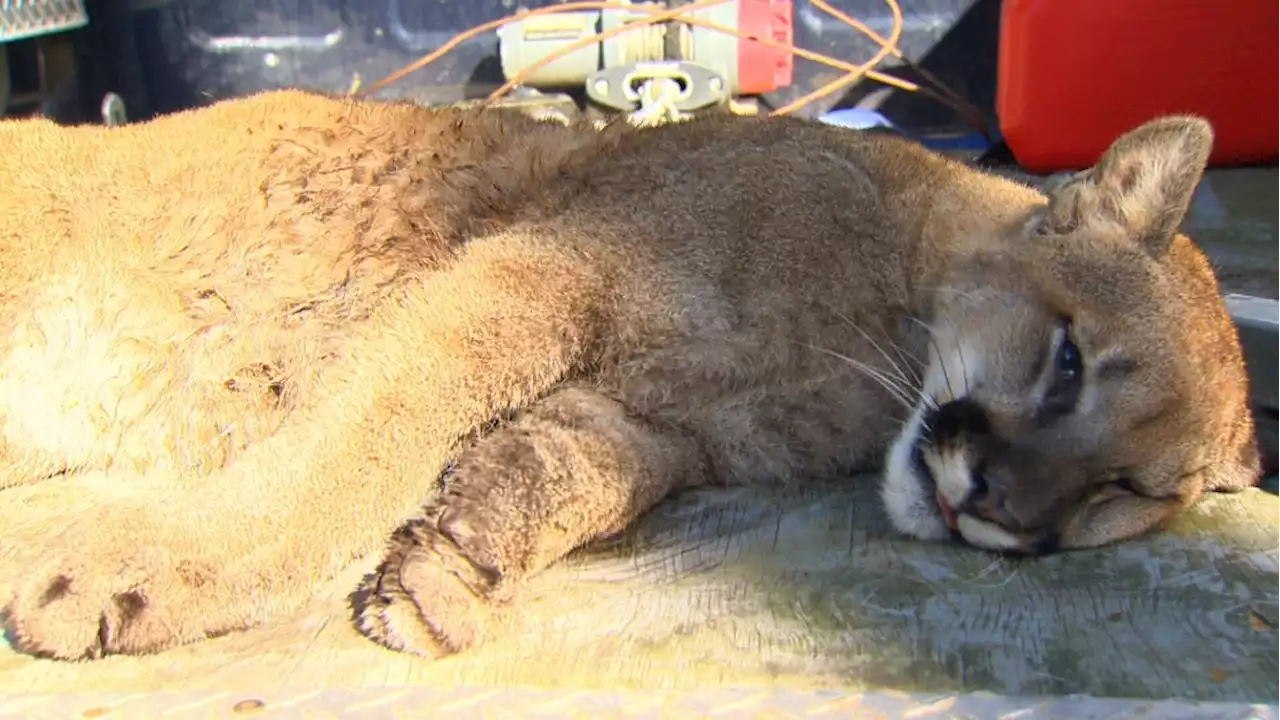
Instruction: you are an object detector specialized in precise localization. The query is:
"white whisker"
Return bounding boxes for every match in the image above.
[831,310,922,386]
[801,343,916,412]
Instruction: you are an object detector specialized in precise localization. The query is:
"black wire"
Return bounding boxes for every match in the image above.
[900,59,997,144]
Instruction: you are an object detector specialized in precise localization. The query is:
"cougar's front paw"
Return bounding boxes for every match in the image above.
[5,508,222,660]
[357,504,511,658]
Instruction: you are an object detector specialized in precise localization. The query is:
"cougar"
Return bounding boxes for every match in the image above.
[0,90,1259,660]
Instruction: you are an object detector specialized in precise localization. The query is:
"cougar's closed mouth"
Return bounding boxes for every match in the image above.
[935,490,959,531]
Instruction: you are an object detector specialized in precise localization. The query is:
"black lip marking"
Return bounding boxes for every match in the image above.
[927,398,992,445]
[1031,532,1062,555]
[919,401,983,544]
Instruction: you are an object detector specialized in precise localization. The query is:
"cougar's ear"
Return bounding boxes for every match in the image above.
[1036,116,1213,255]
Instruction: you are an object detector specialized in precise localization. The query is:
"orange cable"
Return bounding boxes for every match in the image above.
[481,0,919,100]
[486,0,735,103]
[808,0,905,60]
[807,0,987,127]
[769,0,902,115]
[359,0,915,116]
[357,1,645,97]
[650,4,918,94]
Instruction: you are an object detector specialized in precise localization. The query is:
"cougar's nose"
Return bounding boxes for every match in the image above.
[967,459,991,503]
[923,399,1011,521]
[959,459,1025,529]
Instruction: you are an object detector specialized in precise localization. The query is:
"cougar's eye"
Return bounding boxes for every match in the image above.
[1042,320,1083,416]
[1055,337,1082,384]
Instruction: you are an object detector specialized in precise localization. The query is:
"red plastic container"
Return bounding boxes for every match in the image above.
[996,0,1279,172]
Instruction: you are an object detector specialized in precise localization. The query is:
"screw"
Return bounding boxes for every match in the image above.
[592,78,610,96]
[709,77,723,93]
[100,93,127,127]
[232,699,266,715]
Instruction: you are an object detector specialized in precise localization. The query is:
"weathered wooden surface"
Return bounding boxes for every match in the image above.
[2,475,1276,703]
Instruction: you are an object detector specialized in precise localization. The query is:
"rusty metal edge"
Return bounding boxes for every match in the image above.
[1226,294,1279,409]
[1226,294,1279,491]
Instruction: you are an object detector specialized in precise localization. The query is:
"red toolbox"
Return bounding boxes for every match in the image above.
[996,0,1278,172]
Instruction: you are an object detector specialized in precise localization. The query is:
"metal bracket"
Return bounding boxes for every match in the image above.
[586,60,726,113]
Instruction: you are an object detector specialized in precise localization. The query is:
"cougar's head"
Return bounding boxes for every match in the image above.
[881,116,1262,554]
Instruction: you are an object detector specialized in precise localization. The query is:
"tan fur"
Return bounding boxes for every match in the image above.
[0,90,1259,661]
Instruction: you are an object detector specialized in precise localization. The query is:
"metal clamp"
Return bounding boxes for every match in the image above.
[586,60,726,113]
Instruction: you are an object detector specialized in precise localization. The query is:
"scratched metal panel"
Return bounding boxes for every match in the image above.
[0,0,87,44]
[0,688,1276,719]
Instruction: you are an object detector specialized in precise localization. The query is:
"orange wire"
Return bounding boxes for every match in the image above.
[357,1,647,97]
[811,0,987,128]
[359,0,915,116]
[808,0,906,61]
[638,3,918,94]
[486,0,735,103]
[769,0,903,115]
